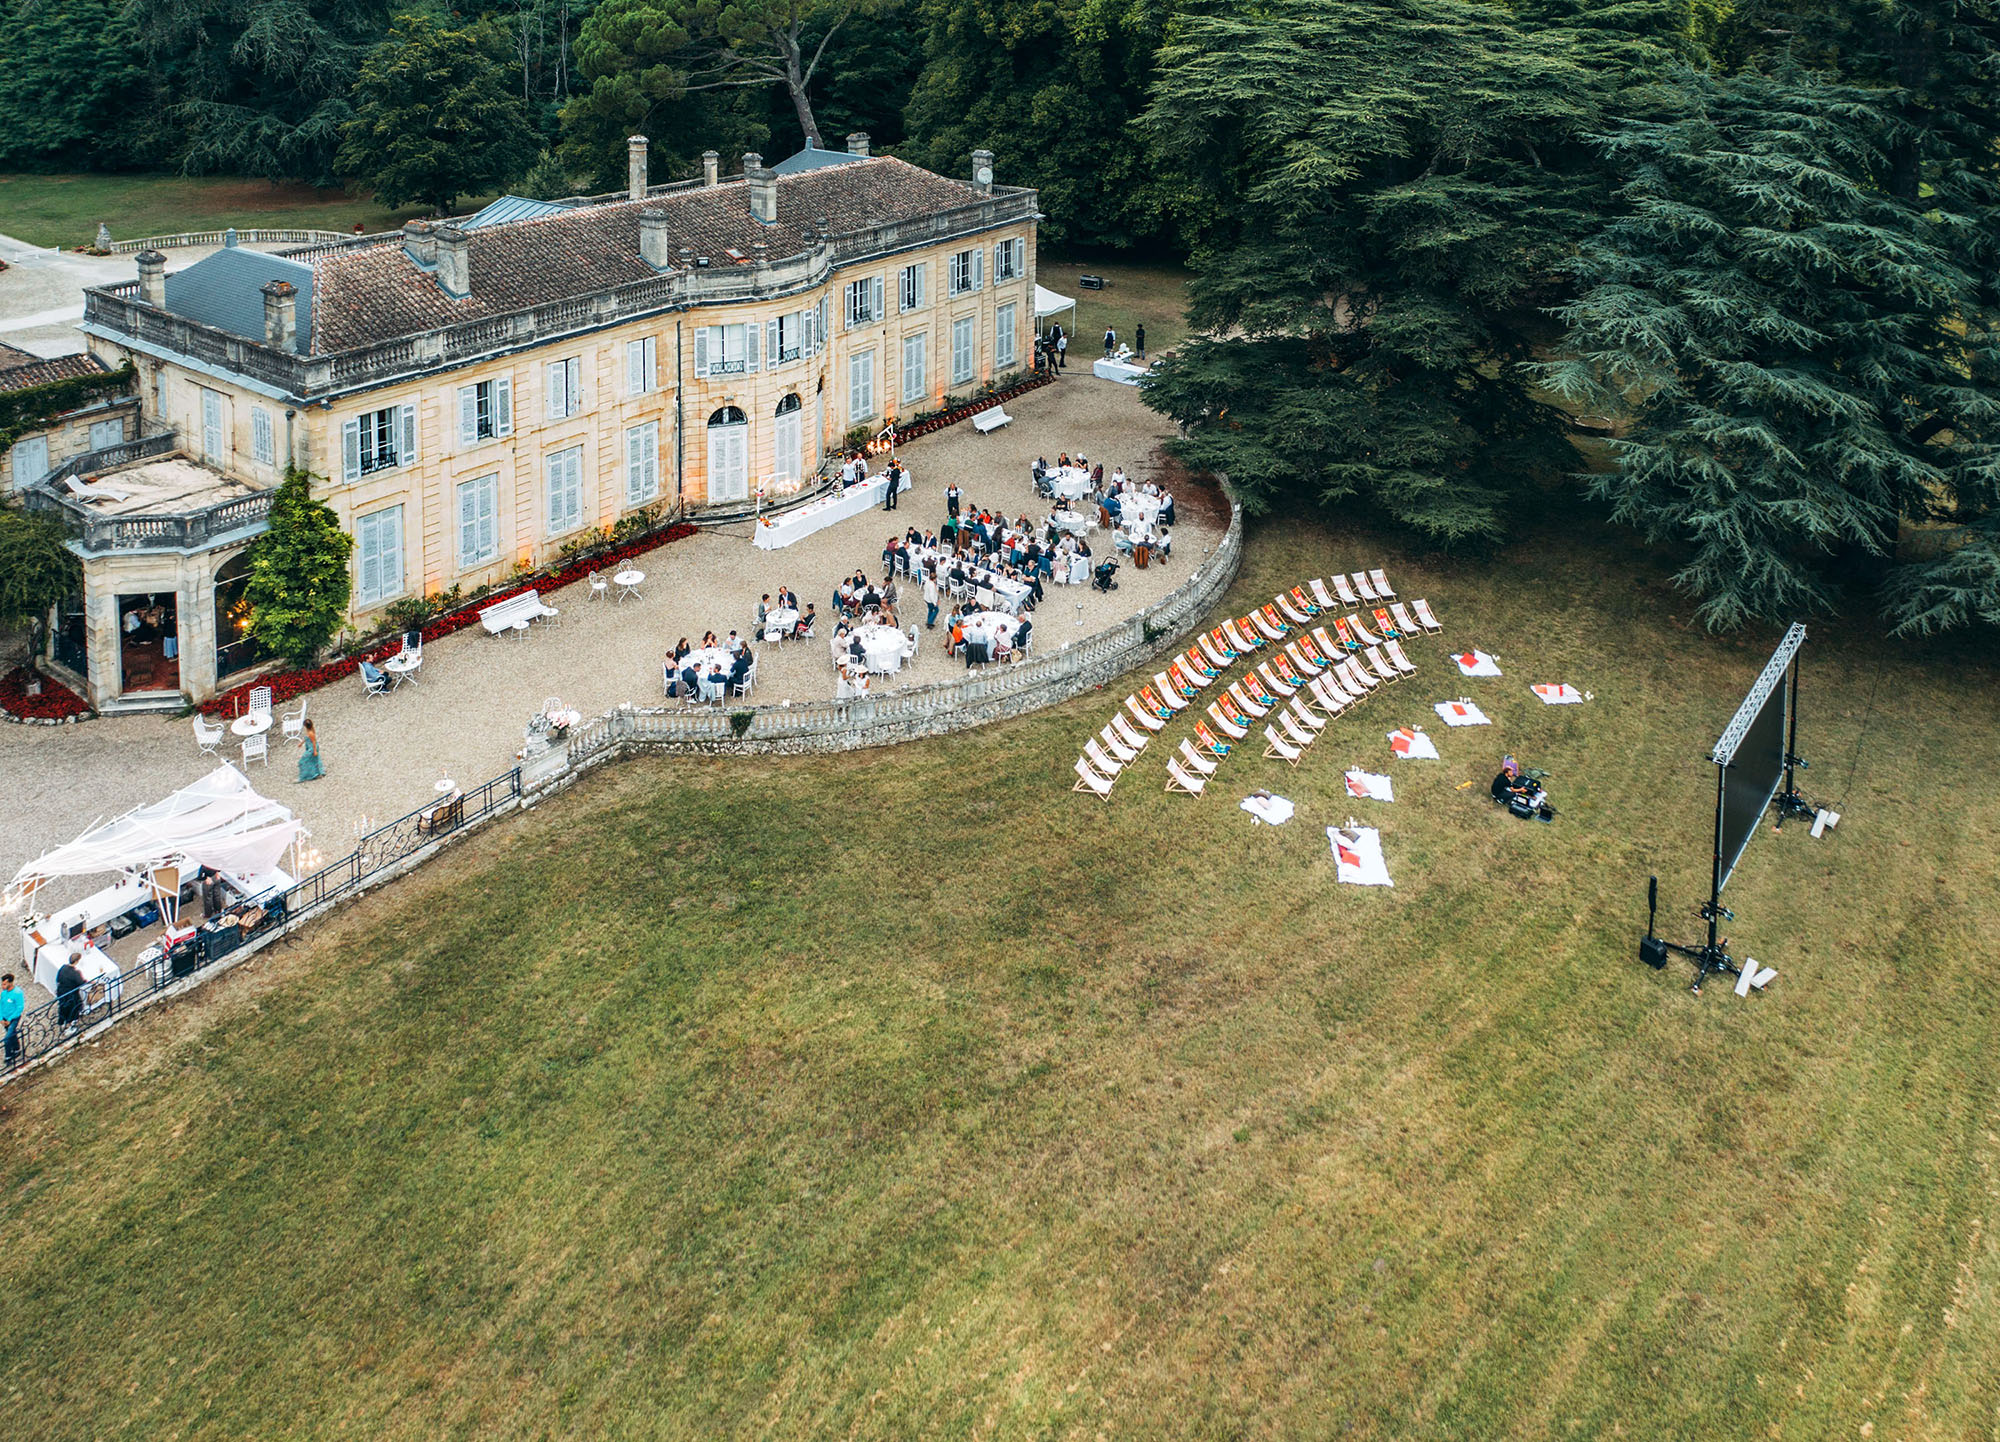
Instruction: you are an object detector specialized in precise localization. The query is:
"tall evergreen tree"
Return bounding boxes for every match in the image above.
[245,468,354,666]
[0,0,161,171]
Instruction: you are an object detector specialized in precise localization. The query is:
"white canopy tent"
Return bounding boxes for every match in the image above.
[1034,284,1077,324]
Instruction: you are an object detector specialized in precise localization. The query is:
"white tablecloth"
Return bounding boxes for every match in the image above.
[1047,468,1093,501]
[34,941,119,1003]
[1048,510,1092,536]
[850,624,910,674]
[907,549,1033,613]
[763,607,799,640]
[1093,358,1150,385]
[961,612,1021,649]
[1113,492,1162,528]
[669,646,737,699]
[1055,553,1091,585]
[754,471,913,550]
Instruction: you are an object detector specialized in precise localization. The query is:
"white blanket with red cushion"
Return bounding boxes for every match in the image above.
[1434,699,1490,727]
[1343,769,1394,802]
[1454,649,1502,677]
[1387,726,1440,760]
[1532,683,1583,704]
[1328,826,1393,887]
[1239,792,1295,825]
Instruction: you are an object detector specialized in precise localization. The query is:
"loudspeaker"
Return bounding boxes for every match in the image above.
[1639,936,1668,969]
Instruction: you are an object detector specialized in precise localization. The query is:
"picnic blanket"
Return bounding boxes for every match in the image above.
[1434,700,1490,727]
[1329,826,1394,887]
[1387,726,1440,760]
[1344,769,1394,802]
[1532,683,1584,704]
[1240,793,1295,826]
[1454,649,1503,677]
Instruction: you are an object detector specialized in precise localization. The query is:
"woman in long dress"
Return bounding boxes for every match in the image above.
[297,718,325,783]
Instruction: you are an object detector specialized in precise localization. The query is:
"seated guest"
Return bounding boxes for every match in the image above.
[725,630,744,654]
[834,617,852,639]
[672,636,692,664]
[794,603,817,638]
[862,584,881,611]
[1491,756,1527,802]
[679,662,702,698]
[706,662,728,695]
[1155,526,1173,560]
[1160,489,1175,525]
[754,596,769,633]
[728,648,753,689]
[701,629,718,648]
[836,579,855,613]
[1015,616,1032,652]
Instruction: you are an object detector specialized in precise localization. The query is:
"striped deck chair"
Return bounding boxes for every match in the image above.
[1248,609,1285,643]
[1288,696,1326,733]
[1270,651,1307,689]
[1311,577,1341,611]
[1111,714,1152,752]
[1200,633,1236,669]
[1305,675,1349,716]
[1139,684,1178,719]
[1411,598,1443,632]
[1165,757,1208,795]
[1100,723,1140,764]
[1258,604,1291,638]
[1370,568,1394,597]
[1372,606,1401,640]
[1226,681,1271,718]
[1328,618,1362,651]
[1320,669,1364,707]
[1389,602,1422,636]
[1310,626,1342,659]
[1154,672,1192,708]
[1243,671,1281,709]
[1332,574,1362,607]
[1275,592,1313,626]
[1280,710,1318,749]
[1182,647,1219,681]
[1177,737,1220,777]
[1166,661,1202,697]
[1224,619,1261,652]
[1292,635,1330,671]
[1204,705,1247,743]
[1263,724,1303,766]
[1338,656,1380,693]
[1289,585,1321,617]
[1364,646,1400,684]
[1347,612,1383,645]
[1073,756,1116,798]
[1083,737,1125,777]
[1353,572,1380,603]
[1125,695,1167,732]
[1257,661,1298,698]
[1385,639,1417,675]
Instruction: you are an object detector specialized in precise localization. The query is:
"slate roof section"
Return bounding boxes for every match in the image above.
[300,157,1003,354]
[771,145,867,176]
[462,195,577,230]
[0,352,110,394]
[0,342,37,369]
[161,245,316,354]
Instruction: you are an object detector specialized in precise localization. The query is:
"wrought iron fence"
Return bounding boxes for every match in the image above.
[3,767,520,1079]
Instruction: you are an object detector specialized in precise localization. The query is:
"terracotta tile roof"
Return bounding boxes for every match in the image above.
[304,157,1002,354]
[0,351,110,394]
[0,342,36,368]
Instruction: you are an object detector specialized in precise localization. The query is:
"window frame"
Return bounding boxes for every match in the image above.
[455,473,500,570]
[355,504,406,607]
[950,315,977,387]
[625,421,660,505]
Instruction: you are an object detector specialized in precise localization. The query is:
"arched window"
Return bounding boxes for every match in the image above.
[707,406,749,502]
[773,394,802,486]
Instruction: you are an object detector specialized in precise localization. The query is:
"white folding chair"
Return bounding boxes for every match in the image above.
[1281,711,1318,749]
[1412,598,1443,632]
[1111,714,1152,752]
[1177,737,1220,777]
[1084,738,1124,777]
[1310,578,1340,611]
[1165,758,1207,795]
[1332,575,1361,607]
[1100,724,1140,765]
[1353,572,1380,602]
[1370,568,1395,597]
[1125,696,1166,733]
[1073,757,1116,800]
[1152,673,1188,710]
[1289,697,1326,733]
[1262,725,1302,766]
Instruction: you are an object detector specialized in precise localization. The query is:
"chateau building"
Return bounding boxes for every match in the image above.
[30,137,1039,710]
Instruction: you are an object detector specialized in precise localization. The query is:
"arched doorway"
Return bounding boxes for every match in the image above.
[213,551,267,681]
[707,406,749,503]
[773,394,802,487]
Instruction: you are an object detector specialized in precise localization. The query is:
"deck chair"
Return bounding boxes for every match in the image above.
[1184,646,1219,680]
[1289,696,1326,733]
[1138,685,1177,720]
[1178,737,1220,777]
[1165,758,1208,796]
[1194,718,1236,756]
[1256,661,1297,698]
[1348,612,1383,645]
[1286,641,1325,675]
[1111,714,1153,752]
[1280,711,1318,749]
[1289,585,1321,617]
[1084,738,1124,777]
[1373,607,1401,639]
[1276,592,1313,626]
[1364,646,1400,684]
[1339,657,1380,692]
[1165,662,1199,698]
[1332,574,1362,607]
[1224,619,1261,652]
[1370,568,1395,597]
[1353,572,1380,602]
[1411,597,1443,632]
[1125,695,1168,732]
[1271,652,1306,688]
[1254,606,1288,640]
[1385,639,1418,675]
[1073,756,1117,799]
[1310,578,1341,611]
[1227,682,1270,718]
[1204,703,1248,741]
[1100,724,1140,764]
[1153,673,1190,709]
[1263,725,1303,766]
[1201,633,1236,669]
[1305,676,1349,717]
[1389,602,1422,636]
[1325,619,1358,651]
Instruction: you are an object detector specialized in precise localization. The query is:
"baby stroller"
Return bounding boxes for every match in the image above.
[1092,559,1120,593]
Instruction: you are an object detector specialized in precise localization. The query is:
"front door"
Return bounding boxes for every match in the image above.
[118,593,180,695]
[708,421,748,503]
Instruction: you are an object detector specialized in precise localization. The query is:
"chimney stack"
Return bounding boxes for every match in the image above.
[639,208,673,270]
[744,152,776,224]
[261,279,298,351]
[433,225,471,297]
[971,149,994,195]
[627,135,649,200]
[401,220,436,267]
[135,250,166,308]
[846,132,871,157]
[702,150,720,187]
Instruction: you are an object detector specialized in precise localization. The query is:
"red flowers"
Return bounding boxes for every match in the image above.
[897,374,1054,440]
[0,667,91,722]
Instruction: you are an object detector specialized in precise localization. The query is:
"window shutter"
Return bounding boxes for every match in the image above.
[644,336,656,390]
[458,481,476,564]
[358,517,379,603]
[481,478,497,558]
[627,340,644,397]
[745,321,759,373]
[693,326,709,377]
[566,357,583,414]
[804,306,817,357]
[546,360,564,418]
[973,248,984,291]
[767,318,780,365]
[872,276,884,322]
[458,386,477,446]
[399,403,418,465]
[495,377,512,436]
[341,419,361,482]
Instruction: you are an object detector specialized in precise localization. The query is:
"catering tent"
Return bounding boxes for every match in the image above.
[1034,284,1076,321]
[5,764,302,912]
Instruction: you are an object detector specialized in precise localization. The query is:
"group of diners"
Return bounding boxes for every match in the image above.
[1030,454,1177,560]
[664,628,758,702]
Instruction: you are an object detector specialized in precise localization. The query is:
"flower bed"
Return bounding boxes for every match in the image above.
[893,373,1055,442]
[0,666,92,724]
[202,519,699,717]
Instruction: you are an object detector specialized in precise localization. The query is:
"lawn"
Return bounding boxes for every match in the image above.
[0,174,493,250]
[1,515,1996,1440]
[1036,255,1196,355]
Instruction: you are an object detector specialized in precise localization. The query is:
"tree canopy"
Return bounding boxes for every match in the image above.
[245,468,354,666]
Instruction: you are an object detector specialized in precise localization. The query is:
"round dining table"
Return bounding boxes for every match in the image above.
[672,645,736,700]
[1115,492,1163,528]
[1047,509,1093,536]
[1047,468,1094,501]
[230,713,271,737]
[850,623,910,674]
[763,607,799,640]
[614,569,645,601]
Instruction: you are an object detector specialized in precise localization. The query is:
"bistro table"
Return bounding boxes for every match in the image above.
[383,653,422,687]
[614,569,645,602]
[230,713,271,738]
[763,607,799,641]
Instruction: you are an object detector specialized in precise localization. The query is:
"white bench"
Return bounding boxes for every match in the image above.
[479,590,554,637]
[972,405,1012,434]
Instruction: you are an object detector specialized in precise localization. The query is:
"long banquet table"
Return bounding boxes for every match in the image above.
[754,471,914,550]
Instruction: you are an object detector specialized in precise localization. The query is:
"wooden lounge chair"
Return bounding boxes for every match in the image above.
[1276,592,1313,625]
[1138,685,1177,719]
[1373,607,1401,639]
[1286,640,1326,674]
[1224,619,1262,652]
[1205,703,1248,741]
[1332,574,1362,607]
[1199,634,1235,670]
[1112,714,1152,752]
[1326,618,1360,651]
[1347,612,1383,645]
[1311,627,1343,659]
[1339,657,1380,692]
[1364,646,1400,684]
[1153,673,1190,709]
[1165,758,1208,795]
[1323,669,1364,706]
[1305,676,1348,716]
[1353,572,1380,602]
[1411,597,1443,632]
[1073,756,1116,799]
[1311,578,1341,611]
[1100,724,1140,764]
[1166,662,1201,698]
[1256,661,1297,698]
[1385,639,1417,675]
[1288,696,1327,733]
[1389,602,1422,636]
[1126,695,1167,732]
[1280,711,1318,749]
[1370,568,1394,597]
[1290,585,1321,617]
[1195,717,1237,755]
[1084,738,1124,777]
[1182,646,1218,680]
[1178,737,1220,776]
[1263,725,1303,766]
[1270,651,1306,687]
[1255,605,1289,639]
[1226,681,1270,718]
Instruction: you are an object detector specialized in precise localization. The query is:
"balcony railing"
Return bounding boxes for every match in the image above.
[80,188,1039,404]
[26,462,275,554]
[42,426,177,487]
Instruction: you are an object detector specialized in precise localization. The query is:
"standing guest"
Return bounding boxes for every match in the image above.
[923,568,940,629]
[1092,463,1104,490]
[55,953,85,1032]
[297,718,325,783]
[945,482,962,518]
[1135,323,1146,359]
[1056,330,1068,369]
[1,972,23,1067]
[1160,488,1176,525]
[855,452,870,483]
[884,457,902,510]
[1103,326,1116,357]
[755,595,770,635]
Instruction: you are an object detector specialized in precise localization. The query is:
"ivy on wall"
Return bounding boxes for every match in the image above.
[0,362,137,457]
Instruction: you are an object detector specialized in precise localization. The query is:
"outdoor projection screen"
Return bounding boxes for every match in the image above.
[1711,623,1806,893]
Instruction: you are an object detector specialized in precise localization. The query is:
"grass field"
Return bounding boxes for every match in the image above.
[0,174,489,249]
[1,515,1996,1440]
[1036,256,1195,355]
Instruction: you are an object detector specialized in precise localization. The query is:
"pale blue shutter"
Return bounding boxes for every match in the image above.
[458,386,477,446]
[341,420,361,482]
[745,322,760,373]
[693,327,709,377]
[458,480,477,566]
[495,378,512,436]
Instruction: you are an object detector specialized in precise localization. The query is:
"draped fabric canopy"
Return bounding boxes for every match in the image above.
[5,764,301,906]
[1034,284,1076,320]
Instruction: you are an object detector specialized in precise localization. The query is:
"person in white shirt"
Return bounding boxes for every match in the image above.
[1110,466,1127,489]
[922,571,941,629]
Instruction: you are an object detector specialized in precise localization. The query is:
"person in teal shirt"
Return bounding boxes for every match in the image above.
[1,972,25,1067]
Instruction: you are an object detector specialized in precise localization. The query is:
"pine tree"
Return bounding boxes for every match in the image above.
[245,468,355,666]
[0,509,82,675]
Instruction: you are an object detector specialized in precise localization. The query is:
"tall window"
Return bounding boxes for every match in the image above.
[707,407,749,503]
[251,407,274,465]
[951,316,976,386]
[773,394,802,486]
[456,474,498,569]
[89,418,125,451]
[546,445,584,535]
[948,248,982,297]
[994,237,1022,281]
[626,337,657,395]
[845,276,883,328]
[626,421,660,505]
[849,348,876,423]
[9,436,49,489]
[768,310,813,365]
[355,505,405,606]
[545,356,584,418]
[995,303,1017,368]
[902,332,927,404]
[899,263,926,313]
[200,388,226,463]
[341,403,416,481]
[694,323,758,377]
[457,377,513,446]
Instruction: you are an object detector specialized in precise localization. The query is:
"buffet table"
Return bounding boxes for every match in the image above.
[1093,358,1151,385]
[754,471,913,550]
